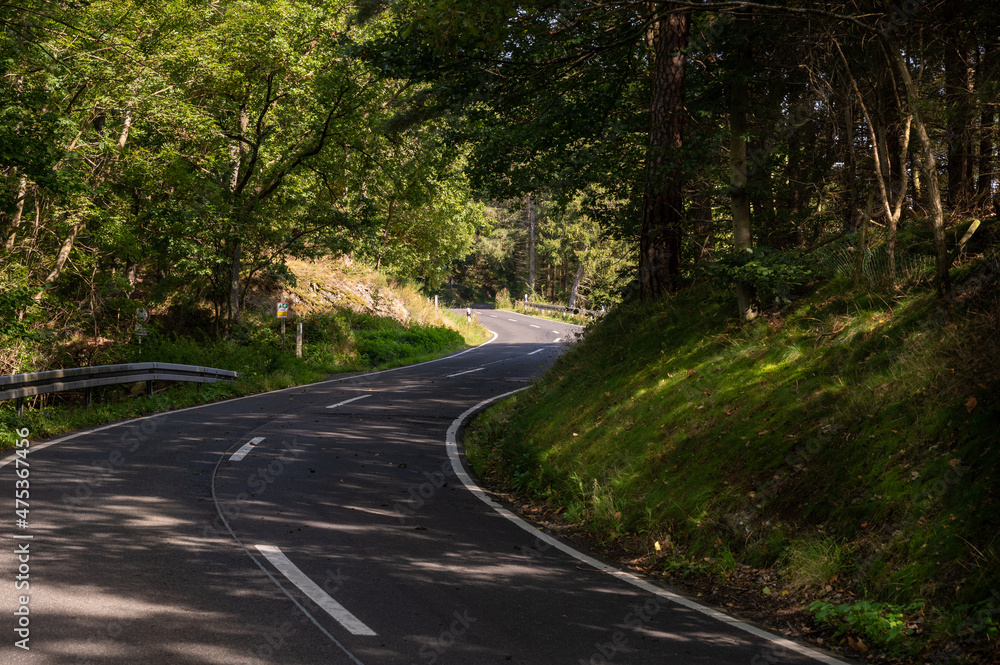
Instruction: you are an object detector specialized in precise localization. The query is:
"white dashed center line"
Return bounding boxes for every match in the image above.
[529,324,540,328]
[447,367,486,378]
[255,545,376,636]
[326,394,372,409]
[230,437,265,462]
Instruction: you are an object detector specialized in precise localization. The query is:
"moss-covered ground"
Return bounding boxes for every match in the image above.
[465,273,1000,662]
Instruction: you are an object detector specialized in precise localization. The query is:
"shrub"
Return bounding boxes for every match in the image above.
[704,247,818,303]
[495,287,514,311]
[808,599,924,649]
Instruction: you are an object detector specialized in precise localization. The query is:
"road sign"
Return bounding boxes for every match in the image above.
[277,302,289,318]
[136,307,149,323]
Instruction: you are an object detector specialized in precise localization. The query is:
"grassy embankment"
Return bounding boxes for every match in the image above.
[0,267,488,451]
[465,267,999,660]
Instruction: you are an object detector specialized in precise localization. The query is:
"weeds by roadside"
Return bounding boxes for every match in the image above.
[0,306,485,451]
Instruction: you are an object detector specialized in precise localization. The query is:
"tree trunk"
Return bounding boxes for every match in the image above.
[842,89,860,234]
[887,36,951,296]
[639,5,689,301]
[228,106,249,327]
[980,110,995,203]
[876,64,903,207]
[33,219,83,301]
[945,14,974,209]
[527,194,536,295]
[376,198,395,270]
[854,190,875,284]
[836,40,910,286]
[5,176,27,251]
[729,29,756,320]
[568,262,585,309]
[977,45,995,202]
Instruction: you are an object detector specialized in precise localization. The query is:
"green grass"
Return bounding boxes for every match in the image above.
[494,288,596,326]
[465,274,1000,653]
[0,307,484,450]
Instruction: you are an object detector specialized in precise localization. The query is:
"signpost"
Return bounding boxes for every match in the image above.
[277,301,288,344]
[135,306,150,345]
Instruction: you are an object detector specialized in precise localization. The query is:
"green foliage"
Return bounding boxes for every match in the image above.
[1,0,484,346]
[0,305,479,449]
[704,247,818,303]
[494,287,514,311]
[354,319,463,367]
[953,597,1000,640]
[0,284,41,341]
[820,243,935,288]
[807,599,924,648]
[455,192,634,309]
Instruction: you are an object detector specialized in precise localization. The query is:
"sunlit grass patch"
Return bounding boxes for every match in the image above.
[0,298,488,449]
[464,271,1000,655]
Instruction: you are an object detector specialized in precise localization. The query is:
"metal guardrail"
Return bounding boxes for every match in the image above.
[524,301,604,318]
[0,362,237,415]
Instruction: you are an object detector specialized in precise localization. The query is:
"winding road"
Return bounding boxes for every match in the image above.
[2,311,849,664]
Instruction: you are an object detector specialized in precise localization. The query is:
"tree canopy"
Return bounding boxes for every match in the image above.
[3,0,998,368]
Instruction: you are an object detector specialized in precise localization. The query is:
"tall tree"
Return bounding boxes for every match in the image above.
[727,13,755,319]
[638,5,690,299]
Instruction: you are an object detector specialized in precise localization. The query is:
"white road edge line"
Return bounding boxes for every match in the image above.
[446,367,485,378]
[255,545,376,636]
[229,437,265,462]
[326,394,372,409]
[527,349,544,356]
[445,390,850,665]
[0,331,500,469]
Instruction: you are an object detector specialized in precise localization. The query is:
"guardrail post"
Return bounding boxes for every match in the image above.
[85,386,93,408]
[16,397,24,417]
[146,380,154,397]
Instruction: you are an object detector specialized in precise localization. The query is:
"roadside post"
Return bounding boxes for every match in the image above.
[277,301,289,344]
[135,306,150,346]
[296,321,303,358]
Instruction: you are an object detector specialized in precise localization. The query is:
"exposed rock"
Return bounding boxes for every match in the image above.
[278,257,410,323]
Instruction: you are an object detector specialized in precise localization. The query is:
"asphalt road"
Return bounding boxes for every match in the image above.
[2,311,849,665]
